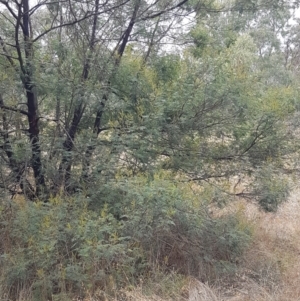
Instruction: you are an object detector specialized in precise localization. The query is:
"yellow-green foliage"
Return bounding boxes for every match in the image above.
[0,175,254,300]
[97,173,253,280]
[0,197,129,301]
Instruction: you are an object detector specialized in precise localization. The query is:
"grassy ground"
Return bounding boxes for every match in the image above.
[108,188,300,301]
[3,187,300,301]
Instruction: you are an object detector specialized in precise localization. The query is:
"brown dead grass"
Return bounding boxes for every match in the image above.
[6,188,300,301]
[214,187,300,301]
[112,187,300,301]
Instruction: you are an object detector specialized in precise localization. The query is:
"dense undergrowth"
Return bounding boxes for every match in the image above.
[0,176,253,301]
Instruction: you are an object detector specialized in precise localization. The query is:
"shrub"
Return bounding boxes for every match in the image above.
[0,174,253,300]
[0,196,131,300]
[95,175,253,282]
[252,166,290,212]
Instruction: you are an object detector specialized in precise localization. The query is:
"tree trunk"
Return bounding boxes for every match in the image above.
[58,0,100,192]
[80,0,141,183]
[21,0,48,199]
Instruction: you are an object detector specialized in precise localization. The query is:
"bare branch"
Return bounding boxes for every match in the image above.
[139,0,189,21]
[0,105,29,116]
[32,0,131,42]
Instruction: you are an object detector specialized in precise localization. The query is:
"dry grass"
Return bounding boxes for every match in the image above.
[3,188,300,301]
[104,278,220,301]
[213,187,300,301]
[106,187,300,301]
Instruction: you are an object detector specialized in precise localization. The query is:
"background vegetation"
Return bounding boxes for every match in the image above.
[1,0,300,300]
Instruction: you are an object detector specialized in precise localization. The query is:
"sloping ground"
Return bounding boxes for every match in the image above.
[112,187,300,301]
[234,187,300,301]
[195,186,300,301]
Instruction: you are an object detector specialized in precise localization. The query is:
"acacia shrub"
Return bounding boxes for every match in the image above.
[0,197,131,300]
[0,175,253,300]
[96,175,253,281]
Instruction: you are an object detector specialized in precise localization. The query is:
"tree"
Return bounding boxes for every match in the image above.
[0,0,298,213]
[0,0,193,199]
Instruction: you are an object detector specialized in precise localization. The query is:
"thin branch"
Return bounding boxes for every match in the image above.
[139,0,189,21]
[0,36,15,66]
[29,0,69,15]
[14,2,25,74]
[32,0,131,42]
[0,105,29,116]
[0,0,19,20]
[0,52,19,60]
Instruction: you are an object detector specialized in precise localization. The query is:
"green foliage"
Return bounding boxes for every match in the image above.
[0,197,131,300]
[190,25,212,57]
[152,54,181,84]
[0,175,253,298]
[88,173,253,280]
[1,0,300,299]
[252,166,290,212]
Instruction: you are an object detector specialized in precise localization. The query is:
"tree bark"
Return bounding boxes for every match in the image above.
[21,0,48,199]
[58,0,100,191]
[80,0,141,183]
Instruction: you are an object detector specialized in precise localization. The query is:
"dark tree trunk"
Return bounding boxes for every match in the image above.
[21,0,48,199]
[58,0,100,192]
[80,1,141,183]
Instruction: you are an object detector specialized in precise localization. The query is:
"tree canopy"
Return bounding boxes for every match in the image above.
[2,0,300,299]
[0,0,299,209]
